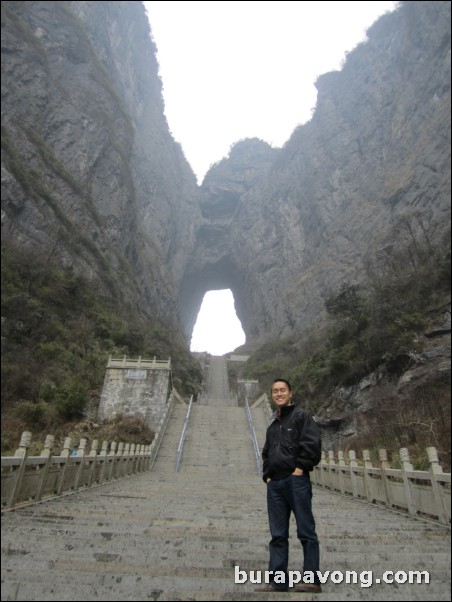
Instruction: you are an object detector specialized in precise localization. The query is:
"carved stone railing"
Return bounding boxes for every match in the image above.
[311,447,451,527]
[1,433,150,510]
[1,390,178,511]
[251,393,273,423]
[106,355,171,370]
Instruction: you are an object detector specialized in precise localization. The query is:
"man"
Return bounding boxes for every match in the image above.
[255,378,322,593]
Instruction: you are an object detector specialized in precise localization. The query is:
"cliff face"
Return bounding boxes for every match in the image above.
[1,1,450,350]
[183,0,451,346]
[1,0,199,330]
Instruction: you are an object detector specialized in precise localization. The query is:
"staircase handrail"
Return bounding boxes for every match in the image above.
[245,397,262,476]
[175,395,193,472]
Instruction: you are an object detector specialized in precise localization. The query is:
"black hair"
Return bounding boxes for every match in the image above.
[271,378,292,392]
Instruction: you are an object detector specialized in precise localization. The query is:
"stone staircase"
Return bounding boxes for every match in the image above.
[1,357,451,601]
[203,356,233,406]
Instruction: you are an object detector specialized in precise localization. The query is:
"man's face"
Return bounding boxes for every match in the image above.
[271,381,292,407]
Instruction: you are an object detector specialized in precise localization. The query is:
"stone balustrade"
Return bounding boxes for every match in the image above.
[1,389,178,510]
[106,355,171,369]
[311,447,451,526]
[1,433,151,510]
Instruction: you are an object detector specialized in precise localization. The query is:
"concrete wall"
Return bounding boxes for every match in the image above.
[237,379,260,404]
[98,367,171,431]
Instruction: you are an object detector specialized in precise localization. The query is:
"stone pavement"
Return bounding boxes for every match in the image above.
[203,356,232,406]
[1,359,451,601]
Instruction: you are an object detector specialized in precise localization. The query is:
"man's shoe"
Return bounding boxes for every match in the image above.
[254,585,287,592]
[293,583,322,593]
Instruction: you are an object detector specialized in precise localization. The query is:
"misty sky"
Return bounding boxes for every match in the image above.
[144,1,397,355]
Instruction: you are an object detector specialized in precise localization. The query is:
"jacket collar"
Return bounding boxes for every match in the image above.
[272,403,295,421]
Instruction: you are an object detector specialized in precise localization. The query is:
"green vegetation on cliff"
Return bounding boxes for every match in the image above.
[1,240,202,452]
[242,226,451,467]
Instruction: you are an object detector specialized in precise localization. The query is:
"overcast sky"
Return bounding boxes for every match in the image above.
[143,0,397,355]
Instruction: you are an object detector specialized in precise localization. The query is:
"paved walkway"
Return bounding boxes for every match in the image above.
[1,358,450,601]
[205,356,232,406]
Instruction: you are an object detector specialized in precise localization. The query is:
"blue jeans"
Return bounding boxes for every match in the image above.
[266,474,320,591]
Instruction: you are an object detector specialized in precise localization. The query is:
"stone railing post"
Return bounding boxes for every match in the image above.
[36,435,55,501]
[98,441,109,484]
[76,438,87,457]
[142,444,147,471]
[108,442,117,480]
[328,450,336,490]
[427,446,449,524]
[400,448,416,517]
[123,443,131,475]
[88,440,98,486]
[362,450,373,502]
[137,444,144,472]
[74,438,87,491]
[134,444,139,472]
[61,437,72,458]
[8,431,32,508]
[338,451,345,494]
[319,451,326,488]
[14,431,32,458]
[57,437,72,494]
[41,435,54,457]
[125,442,133,473]
[348,450,358,498]
[378,449,391,508]
[130,444,137,473]
[89,440,99,458]
[116,442,124,477]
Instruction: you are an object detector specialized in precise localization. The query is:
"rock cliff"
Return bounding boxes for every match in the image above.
[1,0,450,351]
[1,0,199,332]
[183,0,451,346]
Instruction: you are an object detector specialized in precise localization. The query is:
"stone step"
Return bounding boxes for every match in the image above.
[1,389,450,601]
[1,561,449,601]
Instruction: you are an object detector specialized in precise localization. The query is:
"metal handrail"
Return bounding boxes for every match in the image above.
[245,398,262,476]
[175,395,193,472]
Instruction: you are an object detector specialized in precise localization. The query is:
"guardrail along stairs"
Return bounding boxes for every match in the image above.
[1,356,450,601]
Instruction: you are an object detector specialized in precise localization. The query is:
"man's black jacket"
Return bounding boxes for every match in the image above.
[262,403,321,483]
